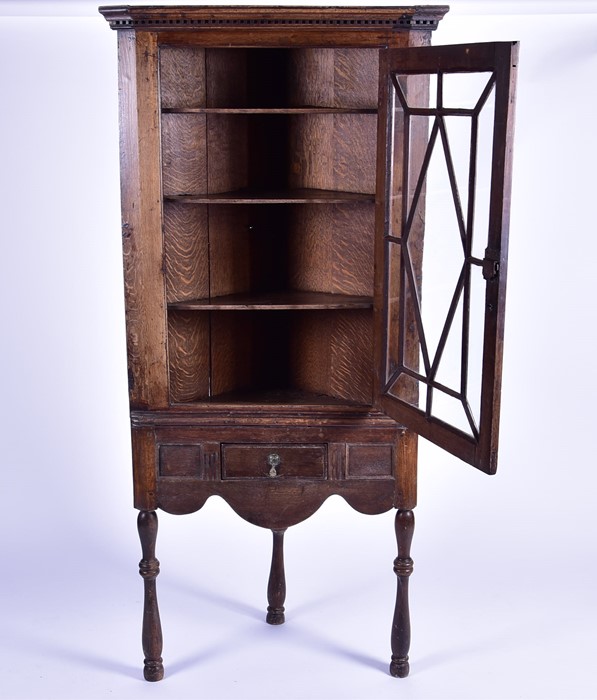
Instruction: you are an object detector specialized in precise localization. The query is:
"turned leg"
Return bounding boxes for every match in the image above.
[390,509,415,678]
[138,510,164,682]
[266,528,287,625]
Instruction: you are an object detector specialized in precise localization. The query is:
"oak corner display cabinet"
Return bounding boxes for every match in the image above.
[99,4,517,682]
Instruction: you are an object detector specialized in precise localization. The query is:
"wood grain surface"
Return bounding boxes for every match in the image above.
[159,45,205,109]
[161,113,206,195]
[167,311,210,402]
[163,201,209,303]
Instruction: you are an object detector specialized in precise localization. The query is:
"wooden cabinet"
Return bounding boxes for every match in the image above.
[100,5,517,682]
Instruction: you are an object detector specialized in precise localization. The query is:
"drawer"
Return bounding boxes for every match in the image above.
[221,443,327,480]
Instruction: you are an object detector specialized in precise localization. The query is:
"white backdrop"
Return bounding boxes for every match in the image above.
[1,2,596,699]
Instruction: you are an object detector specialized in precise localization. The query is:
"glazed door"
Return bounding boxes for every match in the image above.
[376,42,518,474]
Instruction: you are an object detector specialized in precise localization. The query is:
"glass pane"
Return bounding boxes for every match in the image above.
[393,72,436,110]
[386,67,497,438]
[472,86,496,260]
[467,262,485,428]
[410,117,466,369]
[443,115,472,224]
[433,293,464,395]
[441,72,493,110]
[388,372,426,411]
[385,239,402,383]
[430,390,473,436]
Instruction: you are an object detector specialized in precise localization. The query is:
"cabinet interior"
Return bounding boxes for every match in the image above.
[159,47,379,406]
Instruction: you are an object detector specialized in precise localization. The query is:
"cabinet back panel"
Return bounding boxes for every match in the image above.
[201,48,379,110]
[289,113,377,194]
[207,310,372,404]
[205,49,248,108]
[208,205,252,298]
[159,46,206,109]
[291,311,373,404]
[164,201,209,303]
[161,113,207,195]
[289,48,379,109]
[211,312,289,397]
[207,115,290,192]
[168,311,210,402]
[289,203,374,296]
[206,114,249,193]
[329,311,373,404]
[205,203,374,298]
[199,113,377,194]
[215,206,291,295]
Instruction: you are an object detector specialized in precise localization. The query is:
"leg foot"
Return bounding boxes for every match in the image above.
[266,529,287,625]
[138,510,164,682]
[390,656,410,679]
[143,658,164,682]
[390,509,414,678]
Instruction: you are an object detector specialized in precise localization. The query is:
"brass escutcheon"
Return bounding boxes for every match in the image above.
[267,453,281,477]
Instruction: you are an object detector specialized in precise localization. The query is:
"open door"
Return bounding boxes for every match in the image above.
[377,42,518,474]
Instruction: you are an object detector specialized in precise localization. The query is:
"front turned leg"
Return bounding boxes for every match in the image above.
[138,510,164,681]
[390,509,414,678]
[266,529,287,625]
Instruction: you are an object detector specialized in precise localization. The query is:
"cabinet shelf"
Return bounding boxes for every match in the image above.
[162,106,377,115]
[164,189,375,205]
[205,388,371,407]
[169,291,373,311]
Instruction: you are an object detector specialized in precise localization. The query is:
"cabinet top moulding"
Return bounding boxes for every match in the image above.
[99,6,450,31]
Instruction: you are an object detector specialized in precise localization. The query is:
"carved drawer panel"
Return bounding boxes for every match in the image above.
[346,443,394,478]
[221,443,327,480]
[159,444,204,477]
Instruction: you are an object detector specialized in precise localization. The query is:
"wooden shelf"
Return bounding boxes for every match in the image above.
[162,106,378,114]
[169,291,373,311]
[164,188,375,204]
[206,388,372,407]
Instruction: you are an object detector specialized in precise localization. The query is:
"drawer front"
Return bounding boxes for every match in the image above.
[222,443,327,480]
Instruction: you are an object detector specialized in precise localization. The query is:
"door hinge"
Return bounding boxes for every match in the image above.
[482,248,500,281]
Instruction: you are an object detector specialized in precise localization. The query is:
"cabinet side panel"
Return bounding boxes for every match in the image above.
[118,30,168,409]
